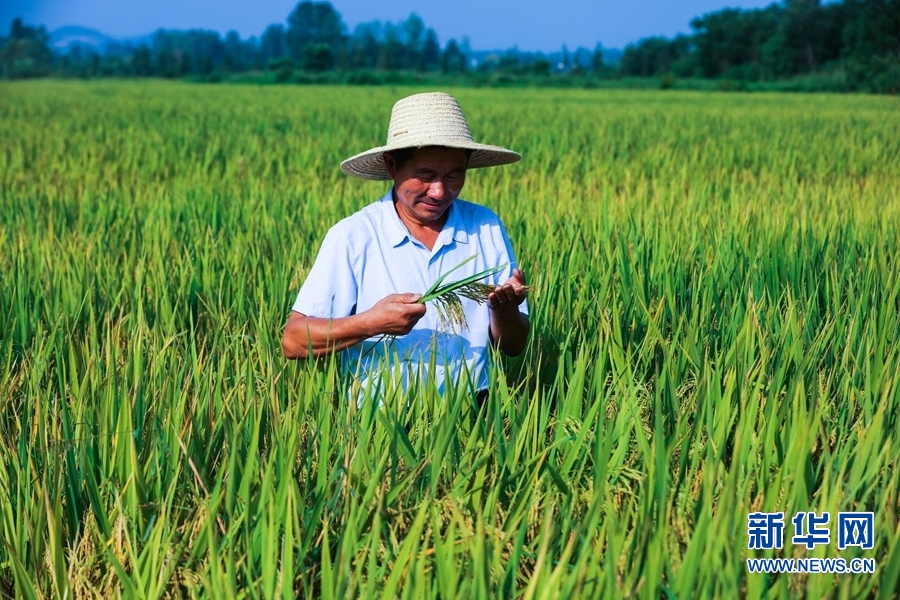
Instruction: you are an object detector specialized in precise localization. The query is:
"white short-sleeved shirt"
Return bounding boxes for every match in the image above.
[292,188,527,396]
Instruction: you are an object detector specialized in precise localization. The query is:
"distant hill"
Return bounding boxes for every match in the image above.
[50,26,116,52]
[49,26,153,54]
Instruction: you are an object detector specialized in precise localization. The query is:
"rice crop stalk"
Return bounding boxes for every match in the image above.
[418,253,511,331]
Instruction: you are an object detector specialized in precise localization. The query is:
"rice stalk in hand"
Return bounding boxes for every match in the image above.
[419,254,509,331]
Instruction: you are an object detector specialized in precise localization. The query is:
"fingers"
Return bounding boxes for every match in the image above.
[390,294,426,319]
[489,267,528,311]
[369,293,427,335]
[396,294,425,316]
[501,269,526,291]
[512,268,527,286]
[489,282,525,310]
[386,292,421,303]
[397,301,425,334]
[394,294,425,322]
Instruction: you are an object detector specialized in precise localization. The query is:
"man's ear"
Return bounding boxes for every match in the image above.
[383,152,396,178]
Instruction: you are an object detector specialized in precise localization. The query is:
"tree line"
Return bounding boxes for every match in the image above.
[1,0,898,92]
[620,0,898,92]
[0,5,472,81]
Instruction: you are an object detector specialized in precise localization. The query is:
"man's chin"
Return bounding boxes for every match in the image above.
[417,201,452,218]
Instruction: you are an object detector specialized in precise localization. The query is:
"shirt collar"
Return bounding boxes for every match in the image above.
[381,187,468,248]
[380,189,410,247]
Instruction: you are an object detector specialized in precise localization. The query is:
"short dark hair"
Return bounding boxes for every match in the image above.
[385,146,472,170]
[385,147,416,170]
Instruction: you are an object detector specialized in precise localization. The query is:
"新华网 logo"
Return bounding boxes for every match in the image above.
[745,510,876,574]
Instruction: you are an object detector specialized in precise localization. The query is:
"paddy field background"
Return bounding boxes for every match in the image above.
[1,81,899,598]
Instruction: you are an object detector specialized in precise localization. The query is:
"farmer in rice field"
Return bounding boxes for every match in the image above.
[282,92,529,399]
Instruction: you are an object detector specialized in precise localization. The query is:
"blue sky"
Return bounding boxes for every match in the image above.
[4,0,776,51]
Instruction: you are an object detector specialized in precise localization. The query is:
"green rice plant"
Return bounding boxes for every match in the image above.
[418,254,509,331]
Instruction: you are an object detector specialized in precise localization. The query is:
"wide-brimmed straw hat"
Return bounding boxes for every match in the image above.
[340,92,521,180]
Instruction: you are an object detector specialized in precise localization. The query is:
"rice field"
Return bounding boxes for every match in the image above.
[1,80,900,599]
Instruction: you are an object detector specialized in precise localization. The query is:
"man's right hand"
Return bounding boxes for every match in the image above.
[364,293,427,336]
[283,293,426,359]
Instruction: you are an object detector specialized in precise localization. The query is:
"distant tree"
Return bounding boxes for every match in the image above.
[176,50,190,76]
[348,25,379,69]
[691,7,778,77]
[396,14,421,69]
[476,53,499,72]
[62,45,84,77]
[286,1,346,67]
[259,24,287,64]
[150,29,229,76]
[620,38,657,76]
[760,0,832,76]
[570,48,586,74]
[89,51,100,77]
[302,43,332,70]
[197,55,214,75]
[0,18,53,78]
[529,58,551,76]
[351,21,383,46]
[841,0,900,91]
[497,51,521,74]
[267,56,294,81]
[619,35,694,77]
[842,0,900,62]
[223,30,255,71]
[591,43,605,72]
[99,52,130,77]
[441,39,466,73]
[156,51,174,77]
[422,29,441,71]
[562,45,571,71]
[403,14,424,51]
[378,26,404,70]
[132,45,153,76]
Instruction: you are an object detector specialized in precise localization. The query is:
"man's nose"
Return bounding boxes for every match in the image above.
[427,181,445,198]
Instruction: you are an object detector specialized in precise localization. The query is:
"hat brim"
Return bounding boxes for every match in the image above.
[340,141,521,181]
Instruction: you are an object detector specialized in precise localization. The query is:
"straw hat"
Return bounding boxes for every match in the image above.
[340,92,521,180]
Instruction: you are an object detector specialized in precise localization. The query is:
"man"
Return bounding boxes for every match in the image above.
[282,92,529,398]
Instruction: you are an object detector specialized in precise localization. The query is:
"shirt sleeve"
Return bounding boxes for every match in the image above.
[494,219,529,316]
[292,225,359,318]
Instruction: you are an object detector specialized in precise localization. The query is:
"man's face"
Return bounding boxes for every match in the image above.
[385,146,468,226]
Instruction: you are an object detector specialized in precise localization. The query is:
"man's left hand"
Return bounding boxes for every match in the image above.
[488,268,527,314]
